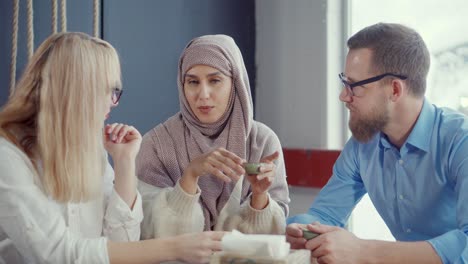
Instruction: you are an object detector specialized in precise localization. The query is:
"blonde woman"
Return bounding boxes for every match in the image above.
[137,35,290,238]
[0,32,224,264]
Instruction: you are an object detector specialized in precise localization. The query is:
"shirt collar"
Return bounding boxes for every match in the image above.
[379,98,434,152]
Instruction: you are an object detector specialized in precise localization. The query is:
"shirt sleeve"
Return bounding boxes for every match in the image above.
[427,132,468,263]
[103,189,143,242]
[0,143,109,264]
[287,138,367,226]
[101,162,143,242]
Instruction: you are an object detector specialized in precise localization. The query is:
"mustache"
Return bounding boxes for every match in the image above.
[346,103,356,112]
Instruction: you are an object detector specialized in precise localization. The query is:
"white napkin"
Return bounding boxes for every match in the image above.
[221,230,290,258]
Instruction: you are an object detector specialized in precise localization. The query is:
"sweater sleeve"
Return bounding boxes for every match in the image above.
[138,180,205,239]
[216,192,286,234]
[137,131,205,238]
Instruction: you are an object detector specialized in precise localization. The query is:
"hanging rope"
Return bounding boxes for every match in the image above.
[93,0,99,37]
[60,0,67,32]
[51,0,57,34]
[9,0,19,95]
[27,0,34,59]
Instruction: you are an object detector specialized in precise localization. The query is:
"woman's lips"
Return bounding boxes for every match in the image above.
[198,106,214,114]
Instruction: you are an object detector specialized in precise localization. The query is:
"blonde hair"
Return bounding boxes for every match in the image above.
[0,32,121,202]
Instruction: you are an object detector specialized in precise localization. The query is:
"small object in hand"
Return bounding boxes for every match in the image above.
[302,229,320,240]
[243,162,266,175]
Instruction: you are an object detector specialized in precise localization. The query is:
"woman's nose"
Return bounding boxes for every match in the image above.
[199,83,210,99]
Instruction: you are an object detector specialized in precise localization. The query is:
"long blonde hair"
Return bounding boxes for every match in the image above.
[0,32,121,202]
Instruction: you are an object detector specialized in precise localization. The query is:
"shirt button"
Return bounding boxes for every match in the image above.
[399,159,404,165]
[399,194,404,200]
[406,228,412,233]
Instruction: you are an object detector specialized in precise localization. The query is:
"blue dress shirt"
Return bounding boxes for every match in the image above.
[288,99,468,263]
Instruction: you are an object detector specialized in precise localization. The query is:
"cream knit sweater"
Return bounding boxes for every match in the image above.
[139,176,286,239]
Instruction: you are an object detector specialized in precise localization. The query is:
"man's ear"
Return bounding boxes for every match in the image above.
[389,79,405,102]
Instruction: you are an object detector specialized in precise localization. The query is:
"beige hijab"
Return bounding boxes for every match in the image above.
[139,35,277,230]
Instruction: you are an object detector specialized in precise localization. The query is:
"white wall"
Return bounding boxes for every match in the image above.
[255,0,328,149]
[255,0,347,214]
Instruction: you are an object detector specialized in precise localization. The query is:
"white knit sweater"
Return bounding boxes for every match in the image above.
[139,176,286,239]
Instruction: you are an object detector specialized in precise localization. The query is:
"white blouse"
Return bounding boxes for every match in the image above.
[0,138,143,264]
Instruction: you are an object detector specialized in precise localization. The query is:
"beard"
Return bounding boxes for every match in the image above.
[349,101,389,143]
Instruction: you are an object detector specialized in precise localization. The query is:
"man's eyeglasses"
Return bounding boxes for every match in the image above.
[338,72,408,97]
[111,88,123,104]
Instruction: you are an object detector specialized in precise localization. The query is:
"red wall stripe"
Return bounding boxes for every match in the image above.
[283,149,341,188]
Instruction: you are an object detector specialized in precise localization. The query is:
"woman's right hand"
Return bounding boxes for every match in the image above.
[172,231,226,264]
[184,148,245,183]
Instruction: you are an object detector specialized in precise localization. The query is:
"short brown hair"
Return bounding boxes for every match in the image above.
[347,23,430,97]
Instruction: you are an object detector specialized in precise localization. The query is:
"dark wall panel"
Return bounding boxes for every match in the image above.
[1,1,255,136]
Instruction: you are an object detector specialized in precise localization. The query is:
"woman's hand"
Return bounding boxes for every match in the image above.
[104,123,142,160]
[172,231,226,264]
[184,148,245,182]
[104,123,142,208]
[180,148,245,194]
[246,151,279,210]
[246,151,279,195]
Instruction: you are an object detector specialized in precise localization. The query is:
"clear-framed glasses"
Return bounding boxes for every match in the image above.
[111,88,123,104]
[338,72,408,97]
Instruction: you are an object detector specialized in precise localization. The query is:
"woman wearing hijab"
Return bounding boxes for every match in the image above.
[137,35,290,238]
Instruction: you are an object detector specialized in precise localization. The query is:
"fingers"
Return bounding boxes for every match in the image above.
[122,126,141,141]
[201,148,245,182]
[256,167,275,181]
[105,123,141,143]
[207,231,228,241]
[253,151,278,180]
[215,149,245,175]
[206,163,231,183]
[286,224,308,249]
[217,148,245,165]
[211,151,245,178]
[306,223,340,234]
[260,151,280,163]
[106,123,124,142]
[204,231,226,252]
[211,241,223,252]
[310,243,328,259]
[258,163,275,174]
[305,224,342,254]
[316,256,330,264]
[286,223,306,237]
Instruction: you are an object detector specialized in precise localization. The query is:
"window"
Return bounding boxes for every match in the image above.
[351,0,468,112]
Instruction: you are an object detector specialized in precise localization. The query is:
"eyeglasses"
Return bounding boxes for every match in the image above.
[111,88,123,104]
[338,72,408,97]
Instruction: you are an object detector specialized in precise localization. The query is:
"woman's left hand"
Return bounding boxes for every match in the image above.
[246,151,279,195]
[104,123,142,160]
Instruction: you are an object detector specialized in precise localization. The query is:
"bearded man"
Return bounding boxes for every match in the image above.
[286,23,468,264]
